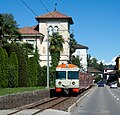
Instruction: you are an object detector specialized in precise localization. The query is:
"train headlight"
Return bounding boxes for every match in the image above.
[72,81,75,85]
[58,81,62,85]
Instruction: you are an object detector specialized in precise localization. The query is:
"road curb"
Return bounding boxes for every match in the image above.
[67,87,95,112]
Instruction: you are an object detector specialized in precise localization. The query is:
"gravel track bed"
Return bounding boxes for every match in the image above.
[28,87,93,112]
[54,88,92,111]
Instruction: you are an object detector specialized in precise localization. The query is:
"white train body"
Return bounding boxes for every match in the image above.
[55,63,93,94]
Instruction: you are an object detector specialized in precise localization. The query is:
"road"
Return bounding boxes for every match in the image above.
[71,85,120,115]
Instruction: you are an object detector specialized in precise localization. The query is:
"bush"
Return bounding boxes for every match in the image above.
[8,52,18,87]
[0,47,8,88]
[37,66,47,86]
[27,57,37,86]
[3,44,28,87]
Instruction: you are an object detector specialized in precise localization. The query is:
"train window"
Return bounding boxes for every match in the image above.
[56,71,66,79]
[68,71,79,79]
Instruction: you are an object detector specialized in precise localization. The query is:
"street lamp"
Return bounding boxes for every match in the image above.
[46,28,50,89]
[46,26,71,89]
[46,26,59,89]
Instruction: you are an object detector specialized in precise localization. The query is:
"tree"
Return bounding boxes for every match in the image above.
[87,54,104,72]
[71,56,83,68]
[16,42,34,56]
[0,13,21,46]
[69,33,77,62]
[49,32,64,67]
[8,52,18,87]
[91,57,99,69]
[0,47,8,88]
[98,61,104,72]
[87,54,92,67]
[37,66,47,86]
[27,56,38,86]
[3,44,28,87]
[49,32,64,86]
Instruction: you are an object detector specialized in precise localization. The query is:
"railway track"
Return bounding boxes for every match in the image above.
[7,87,94,115]
[7,96,71,115]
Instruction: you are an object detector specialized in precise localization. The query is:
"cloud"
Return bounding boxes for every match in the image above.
[104,56,117,65]
[91,56,117,65]
[97,56,117,65]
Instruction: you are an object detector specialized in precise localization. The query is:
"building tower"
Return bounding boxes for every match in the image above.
[35,11,73,66]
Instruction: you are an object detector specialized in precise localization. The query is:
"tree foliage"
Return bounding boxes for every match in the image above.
[71,56,81,68]
[87,54,104,71]
[37,66,47,86]
[0,13,53,88]
[69,33,77,62]
[49,32,64,67]
[0,13,21,46]
[8,52,18,87]
[0,47,8,88]
[16,42,34,56]
[27,57,38,86]
[49,32,64,86]
[3,44,28,87]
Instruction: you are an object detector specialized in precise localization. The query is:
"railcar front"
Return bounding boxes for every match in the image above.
[55,63,80,94]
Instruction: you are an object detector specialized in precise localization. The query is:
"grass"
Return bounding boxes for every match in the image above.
[0,86,46,96]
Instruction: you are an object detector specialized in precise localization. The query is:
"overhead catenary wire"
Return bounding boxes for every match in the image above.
[21,0,71,33]
[38,0,53,16]
[37,0,68,31]
[21,0,38,16]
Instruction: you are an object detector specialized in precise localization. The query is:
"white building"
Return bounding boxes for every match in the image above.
[19,10,88,68]
[19,10,73,66]
[72,44,88,71]
[104,68,114,80]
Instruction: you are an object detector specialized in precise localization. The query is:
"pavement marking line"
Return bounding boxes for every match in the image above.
[67,86,96,112]
[107,86,114,96]
[107,86,120,101]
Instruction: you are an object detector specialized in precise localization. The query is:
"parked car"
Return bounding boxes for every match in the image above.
[110,82,117,89]
[97,81,104,87]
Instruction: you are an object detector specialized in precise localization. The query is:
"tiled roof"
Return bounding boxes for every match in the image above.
[36,11,73,24]
[75,44,88,49]
[88,67,102,73]
[18,26,42,35]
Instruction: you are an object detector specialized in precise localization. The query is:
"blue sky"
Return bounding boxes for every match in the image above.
[1,0,120,65]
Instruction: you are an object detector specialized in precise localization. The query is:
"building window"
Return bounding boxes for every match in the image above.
[77,51,80,55]
[48,25,59,33]
[54,26,59,32]
[49,25,53,30]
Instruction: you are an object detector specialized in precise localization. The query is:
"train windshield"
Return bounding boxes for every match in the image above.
[68,71,79,79]
[56,71,66,79]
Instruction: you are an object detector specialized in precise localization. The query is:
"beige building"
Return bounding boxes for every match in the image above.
[19,11,73,66]
[115,56,120,70]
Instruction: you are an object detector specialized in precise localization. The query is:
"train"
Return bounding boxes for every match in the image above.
[55,63,93,94]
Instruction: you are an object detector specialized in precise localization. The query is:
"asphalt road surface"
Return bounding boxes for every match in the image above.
[71,85,120,115]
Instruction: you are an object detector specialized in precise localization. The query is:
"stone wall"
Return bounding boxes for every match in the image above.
[0,89,50,109]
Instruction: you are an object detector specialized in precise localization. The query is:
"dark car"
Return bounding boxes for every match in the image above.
[97,81,104,87]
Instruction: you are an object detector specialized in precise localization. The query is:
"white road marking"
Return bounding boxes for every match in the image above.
[107,86,120,101]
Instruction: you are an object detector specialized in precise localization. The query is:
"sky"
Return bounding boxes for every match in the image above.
[0,0,120,65]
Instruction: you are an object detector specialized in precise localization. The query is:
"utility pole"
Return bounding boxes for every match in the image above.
[46,27,71,89]
[46,28,50,89]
